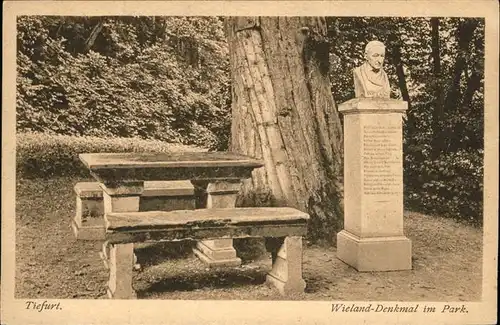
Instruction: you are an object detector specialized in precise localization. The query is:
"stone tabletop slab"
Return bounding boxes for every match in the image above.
[79,152,264,169]
[79,152,264,183]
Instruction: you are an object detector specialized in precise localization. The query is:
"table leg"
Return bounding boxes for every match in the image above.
[101,182,143,213]
[265,236,306,295]
[192,180,242,267]
[100,181,143,298]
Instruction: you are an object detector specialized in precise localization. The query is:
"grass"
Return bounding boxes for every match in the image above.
[16,132,206,179]
[15,176,483,301]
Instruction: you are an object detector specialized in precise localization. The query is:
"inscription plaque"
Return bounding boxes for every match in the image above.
[362,125,402,196]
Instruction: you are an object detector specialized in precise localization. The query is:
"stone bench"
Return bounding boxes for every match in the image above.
[101,207,309,299]
[72,181,196,240]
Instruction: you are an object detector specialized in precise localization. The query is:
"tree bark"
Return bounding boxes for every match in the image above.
[460,68,482,112]
[84,19,104,53]
[444,19,479,110]
[430,17,446,158]
[392,45,410,104]
[227,17,344,243]
[432,19,479,155]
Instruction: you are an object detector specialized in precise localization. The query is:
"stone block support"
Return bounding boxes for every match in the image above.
[71,183,105,240]
[101,182,144,213]
[193,180,242,267]
[107,243,136,299]
[336,98,412,271]
[265,236,306,295]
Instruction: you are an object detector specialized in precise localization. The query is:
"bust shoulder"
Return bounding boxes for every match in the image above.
[353,66,362,77]
[353,66,365,97]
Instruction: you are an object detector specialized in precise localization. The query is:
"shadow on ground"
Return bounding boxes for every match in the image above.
[136,268,267,297]
[135,241,196,267]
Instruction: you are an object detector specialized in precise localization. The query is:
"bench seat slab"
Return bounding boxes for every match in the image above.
[104,208,309,244]
[107,208,309,230]
[106,224,307,244]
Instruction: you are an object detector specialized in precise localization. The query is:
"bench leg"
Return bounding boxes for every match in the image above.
[192,180,242,267]
[101,241,139,271]
[107,243,136,299]
[265,236,306,295]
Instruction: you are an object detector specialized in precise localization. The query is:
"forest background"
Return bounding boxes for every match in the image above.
[16,16,485,241]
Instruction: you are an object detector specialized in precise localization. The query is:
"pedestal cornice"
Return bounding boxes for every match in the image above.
[338,98,408,114]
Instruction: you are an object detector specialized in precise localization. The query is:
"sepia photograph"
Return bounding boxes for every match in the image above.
[2,1,498,324]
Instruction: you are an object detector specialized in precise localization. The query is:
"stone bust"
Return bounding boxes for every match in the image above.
[353,40,391,98]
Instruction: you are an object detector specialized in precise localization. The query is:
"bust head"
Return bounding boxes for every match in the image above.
[364,40,386,71]
[352,40,391,98]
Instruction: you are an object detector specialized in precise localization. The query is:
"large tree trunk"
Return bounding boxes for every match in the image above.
[430,17,446,158]
[227,17,344,243]
[438,19,479,154]
[461,70,482,112]
[390,42,416,135]
[392,45,410,104]
[444,19,479,110]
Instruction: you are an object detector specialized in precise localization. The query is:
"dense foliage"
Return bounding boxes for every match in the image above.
[16,132,204,179]
[17,16,484,225]
[17,16,230,150]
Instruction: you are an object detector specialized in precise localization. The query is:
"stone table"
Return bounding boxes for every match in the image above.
[79,151,264,267]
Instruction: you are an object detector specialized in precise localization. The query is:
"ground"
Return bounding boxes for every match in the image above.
[15,177,482,301]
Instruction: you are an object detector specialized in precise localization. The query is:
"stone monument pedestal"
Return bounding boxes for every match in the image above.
[337,98,412,272]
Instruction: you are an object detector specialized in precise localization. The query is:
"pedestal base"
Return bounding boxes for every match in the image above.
[337,230,412,271]
[193,241,241,267]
